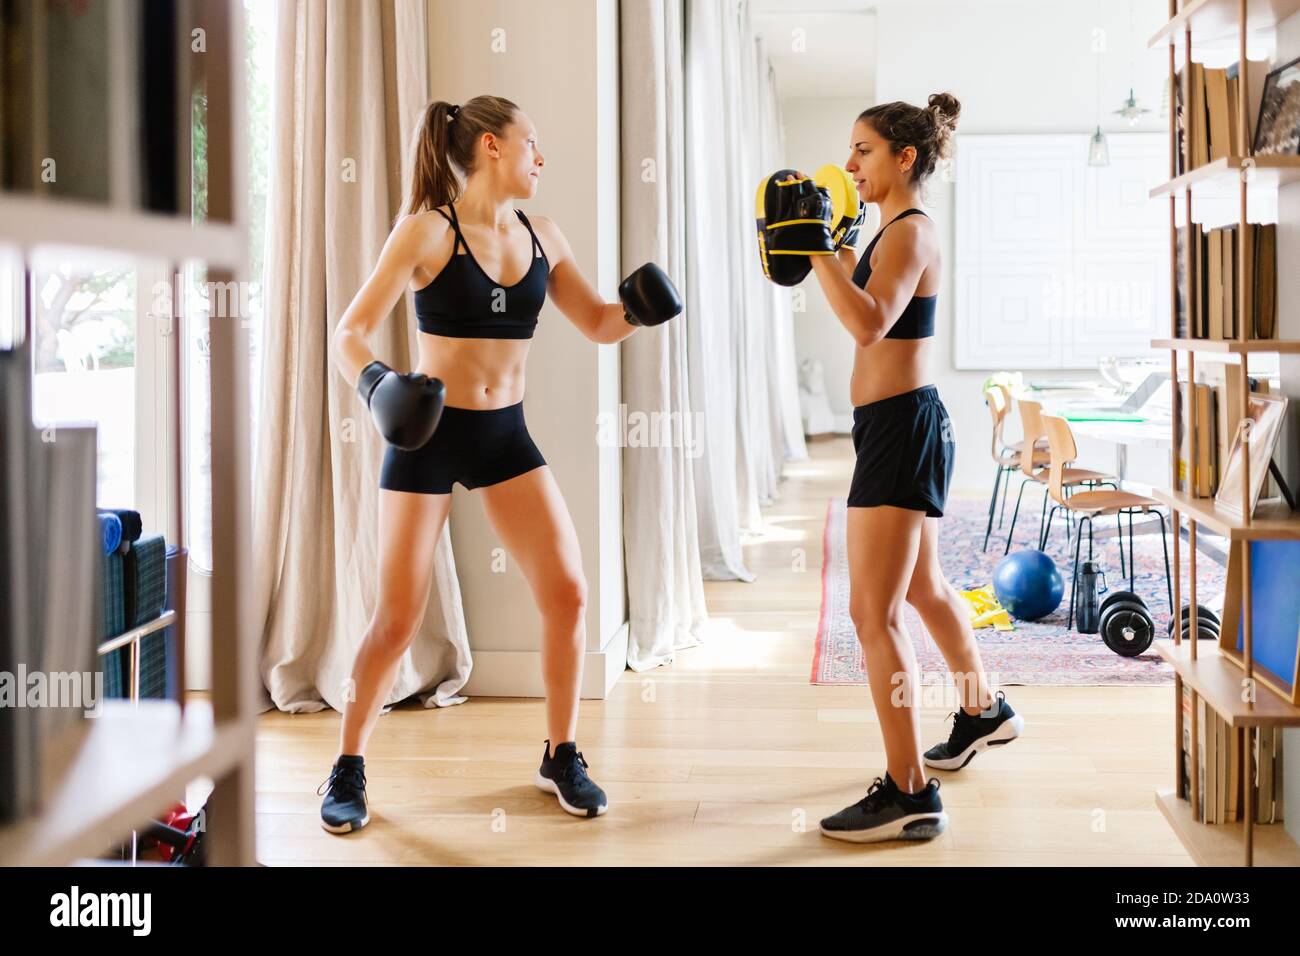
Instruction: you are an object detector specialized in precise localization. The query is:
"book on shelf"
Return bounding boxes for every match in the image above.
[1255,223,1277,338]
[1181,684,1192,799]
[1207,229,1223,340]
[1174,60,1269,176]
[1179,686,1287,825]
[0,340,99,824]
[0,0,193,213]
[1176,379,1217,496]
[1175,225,1190,338]
[1178,368,1276,499]
[0,346,39,822]
[1205,66,1231,163]
[1172,222,1277,342]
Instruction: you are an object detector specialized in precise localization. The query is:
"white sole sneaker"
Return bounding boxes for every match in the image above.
[320,813,369,834]
[534,771,608,818]
[820,810,949,844]
[924,713,1025,771]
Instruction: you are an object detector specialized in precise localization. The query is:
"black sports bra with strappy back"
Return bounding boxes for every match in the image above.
[851,207,937,340]
[414,204,550,340]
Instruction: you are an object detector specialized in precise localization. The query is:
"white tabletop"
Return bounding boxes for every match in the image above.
[1013,382,1173,448]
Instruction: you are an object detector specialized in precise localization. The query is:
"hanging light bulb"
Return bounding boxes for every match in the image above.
[1114,1,1151,126]
[1089,0,1109,167]
[1089,125,1111,166]
[1114,87,1152,125]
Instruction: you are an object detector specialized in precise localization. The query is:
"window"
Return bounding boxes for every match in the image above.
[29,250,141,508]
[184,0,274,573]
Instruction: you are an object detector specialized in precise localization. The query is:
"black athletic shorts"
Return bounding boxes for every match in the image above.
[848,384,954,518]
[379,401,546,495]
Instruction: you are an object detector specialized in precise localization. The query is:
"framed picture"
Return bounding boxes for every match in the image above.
[1216,393,1289,516]
[1253,55,1300,156]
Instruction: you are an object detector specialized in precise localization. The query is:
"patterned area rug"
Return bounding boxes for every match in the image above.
[812,496,1227,686]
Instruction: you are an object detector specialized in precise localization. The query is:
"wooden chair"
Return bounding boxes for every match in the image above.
[982,384,1050,551]
[1003,398,1118,555]
[1041,413,1173,630]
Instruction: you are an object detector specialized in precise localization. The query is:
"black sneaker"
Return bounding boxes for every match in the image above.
[819,773,948,843]
[923,689,1024,771]
[535,741,608,818]
[318,755,370,834]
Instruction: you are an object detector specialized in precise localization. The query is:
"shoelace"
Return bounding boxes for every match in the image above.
[853,776,890,811]
[947,699,997,742]
[317,764,366,798]
[942,710,967,746]
[558,750,591,786]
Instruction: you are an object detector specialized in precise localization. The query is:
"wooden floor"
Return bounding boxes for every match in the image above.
[253,437,1191,866]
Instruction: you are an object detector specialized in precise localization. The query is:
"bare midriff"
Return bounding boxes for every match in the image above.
[413,332,531,409]
[849,336,932,408]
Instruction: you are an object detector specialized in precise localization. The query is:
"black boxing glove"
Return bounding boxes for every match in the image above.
[619,263,683,327]
[356,360,446,451]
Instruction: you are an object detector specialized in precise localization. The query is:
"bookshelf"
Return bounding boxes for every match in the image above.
[0,0,256,866]
[1150,0,1300,53]
[1152,336,1300,354]
[1148,154,1300,199]
[1151,0,1300,866]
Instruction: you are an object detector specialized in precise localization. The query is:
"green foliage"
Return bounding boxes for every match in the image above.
[192,84,208,223]
[981,371,1024,396]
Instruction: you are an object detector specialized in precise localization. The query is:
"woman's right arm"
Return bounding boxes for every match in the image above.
[331,214,437,387]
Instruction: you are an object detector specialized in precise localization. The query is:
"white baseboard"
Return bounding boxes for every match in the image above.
[463,621,628,699]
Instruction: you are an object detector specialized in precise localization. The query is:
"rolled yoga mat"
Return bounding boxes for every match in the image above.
[98,512,122,555]
[98,508,142,553]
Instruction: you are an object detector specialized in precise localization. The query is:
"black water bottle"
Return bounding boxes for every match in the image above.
[1077,563,1106,634]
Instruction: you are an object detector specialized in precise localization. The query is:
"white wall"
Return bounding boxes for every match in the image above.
[426,0,625,697]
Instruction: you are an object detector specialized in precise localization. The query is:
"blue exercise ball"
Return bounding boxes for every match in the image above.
[993,549,1064,621]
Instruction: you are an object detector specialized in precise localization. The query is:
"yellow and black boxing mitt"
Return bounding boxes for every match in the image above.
[754,169,836,287]
[813,164,865,251]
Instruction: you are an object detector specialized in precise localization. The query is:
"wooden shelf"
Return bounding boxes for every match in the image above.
[0,193,244,268]
[1154,639,1300,726]
[1156,789,1300,866]
[1150,156,1300,200]
[0,700,250,866]
[1153,487,1300,540]
[1149,0,1300,53]
[97,609,176,656]
[1151,337,1300,356]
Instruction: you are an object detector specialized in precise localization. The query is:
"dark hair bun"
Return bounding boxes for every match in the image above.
[927,92,960,160]
[858,93,962,184]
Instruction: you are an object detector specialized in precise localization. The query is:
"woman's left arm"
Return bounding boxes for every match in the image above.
[810,219,930,347]
[532,215,637,344]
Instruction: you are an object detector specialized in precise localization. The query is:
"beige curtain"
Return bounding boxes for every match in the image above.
[620,0,709,670]
[254,0,471,714]
[684,0,803,581]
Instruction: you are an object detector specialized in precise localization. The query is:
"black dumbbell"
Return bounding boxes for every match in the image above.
[1166,604,1221,642]
[1100,592,1155,657]
[1099,590,1144,618]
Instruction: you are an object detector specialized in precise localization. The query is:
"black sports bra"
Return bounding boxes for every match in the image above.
[851,208,937,340]
[414,204,550,340]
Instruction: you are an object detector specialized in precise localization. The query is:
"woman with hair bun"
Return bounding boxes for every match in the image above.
[807,93,1025,843]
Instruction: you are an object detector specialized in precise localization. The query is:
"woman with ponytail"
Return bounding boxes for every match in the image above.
[321,96,681,832]
[805,93,1024,843]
